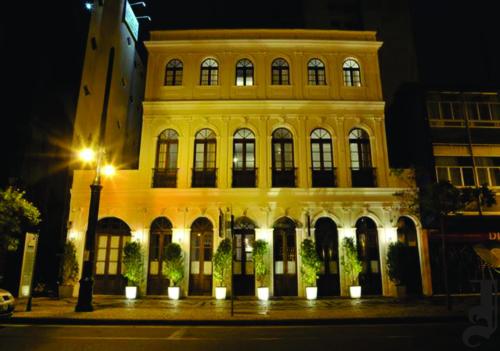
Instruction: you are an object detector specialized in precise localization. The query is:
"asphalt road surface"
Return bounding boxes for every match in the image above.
[0,322,498,351]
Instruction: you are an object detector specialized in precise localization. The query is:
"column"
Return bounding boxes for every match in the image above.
[338,227,356,297]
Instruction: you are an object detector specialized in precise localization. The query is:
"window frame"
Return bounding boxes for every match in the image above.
[233,128,256,171]
[155,129,179,170]
[235,58,254,86]
[271,58,290,85]
[272,128,294,171]
[200,58,219,86]
[349,128,372,170]
[307,58,326,86]
[164,59,183,86]
[343,58,362,87]
[310,128,333,171]
[193,129,217,171]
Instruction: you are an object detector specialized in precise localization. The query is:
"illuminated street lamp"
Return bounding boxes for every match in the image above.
[75,147,114,312]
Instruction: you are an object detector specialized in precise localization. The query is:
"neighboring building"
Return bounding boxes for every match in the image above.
[72,0,145,168]
[387,86,500,294]
[68,29,429,298]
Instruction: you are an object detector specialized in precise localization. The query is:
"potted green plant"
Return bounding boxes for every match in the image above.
[387,241,410,298]
[58,240,79,298]
[163,242,184,300]
[213,238,232,300]
[300,238,322,300]
[341,237,363,298]
[123,241,144,299]
[253,239,269,301]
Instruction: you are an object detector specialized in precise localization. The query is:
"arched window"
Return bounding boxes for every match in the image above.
[307,58,326,85]
[272,128,295,187]
[236,59,254,86]
[192,128,217,187]
[311,128,335,187]
[153,129,178,187]
[343,59,361,87]
[200,58,219,86]
[272,58,290,85]
[232,128,256,187]
[164,59,183,86]
[349,128,375,187]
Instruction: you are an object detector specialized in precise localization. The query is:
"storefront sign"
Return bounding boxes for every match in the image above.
[18,233,39,297]
[489,232,500,241]
[123,1,139,42]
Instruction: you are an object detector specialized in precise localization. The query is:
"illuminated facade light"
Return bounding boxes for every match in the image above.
[101,164,116,177]
[79,148,95,162]
[84,2,93,11]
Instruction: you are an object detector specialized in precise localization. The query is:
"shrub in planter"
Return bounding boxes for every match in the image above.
[300,238,322,300]
[123,241,144,299]
[162,242,184,299]
[58,240,79,298]
[387,242,410,297]
[213,238,232,299]
[253,239,269,300]
[340,237,363,298]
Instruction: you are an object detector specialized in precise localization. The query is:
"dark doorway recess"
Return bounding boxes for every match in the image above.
[315,217,340,296]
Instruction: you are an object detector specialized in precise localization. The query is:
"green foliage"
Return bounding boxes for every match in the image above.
[163,242,184,287]
[253,239,269,287]
[123,241,144,286]
[340,237,363,287]
[386,242,411,286]
[59,240,79,286]
[300,239,322,287]
[213,238,232,287]
[0,187,41,252]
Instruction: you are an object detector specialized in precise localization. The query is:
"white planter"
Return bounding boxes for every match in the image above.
[305,287,318,300]
[168,286,180,300]
[125,286,137,300]
[349,286,362,299]
[257,287,269,301]
[215,287,227,300]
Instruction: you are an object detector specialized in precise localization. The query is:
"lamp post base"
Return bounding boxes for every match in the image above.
[75,278,94,312]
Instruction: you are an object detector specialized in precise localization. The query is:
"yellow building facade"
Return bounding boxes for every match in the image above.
[69,29,431,298]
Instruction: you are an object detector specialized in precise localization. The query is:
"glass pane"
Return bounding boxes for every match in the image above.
[98,236,108,248]
[97,249,107,261]
[96,262,105,275]
[477,168,489,186]
[168,143,178,169]
[441,102,452,119]
[274,144,282,169]
[110,236,120,248]
[452,102,464,120]
[449,168,462,186]
[108,262,118,275]
[491,168,500,186]
[462,168,474,186]
[436,167,449,182]
[109,248,119,261]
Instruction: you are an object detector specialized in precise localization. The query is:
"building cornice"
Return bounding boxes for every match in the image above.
[143,100,385,115]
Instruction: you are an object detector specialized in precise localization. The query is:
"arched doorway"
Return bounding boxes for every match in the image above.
[189,217,213,295]
[315,218,340,296]
[147,217,172,295]
[355,217,382,295]
[94,217,131,294]
[273,217,297,296]
[397,217,422,295]
[233,217,256,296]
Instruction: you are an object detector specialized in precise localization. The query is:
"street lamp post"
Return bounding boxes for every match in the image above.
[75,148,109,312]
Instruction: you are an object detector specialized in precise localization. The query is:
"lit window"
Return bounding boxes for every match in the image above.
[343,59,361,87]
[200,58,219,86]
[271,58,290,85]
[349,128,371,170]
[311,129,333,171]
[164,59,183,86]
[193,129,217,187]
[272,128,295,187]
[307,58,326,85]
[236,59,254,86]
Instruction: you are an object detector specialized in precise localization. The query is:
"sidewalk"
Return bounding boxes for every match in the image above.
[5,295,483,325]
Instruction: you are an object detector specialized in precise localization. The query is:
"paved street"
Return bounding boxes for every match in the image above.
[10,295,477,322]
[1,322,499,351]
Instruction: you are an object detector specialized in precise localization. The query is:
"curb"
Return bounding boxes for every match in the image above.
[3,315,468,326]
